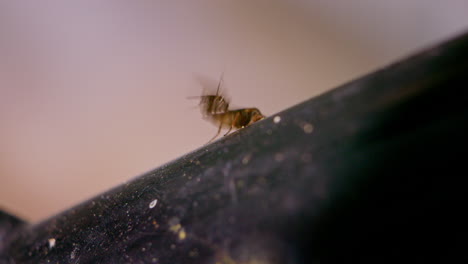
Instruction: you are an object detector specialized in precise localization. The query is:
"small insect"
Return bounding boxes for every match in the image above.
[190,74,265,143]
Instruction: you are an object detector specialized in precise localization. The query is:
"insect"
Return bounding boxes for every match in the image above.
[190,75,265,143]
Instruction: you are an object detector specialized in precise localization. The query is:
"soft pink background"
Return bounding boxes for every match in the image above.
[1,1,468,222]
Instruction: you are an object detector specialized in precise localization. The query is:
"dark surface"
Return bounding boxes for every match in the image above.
[1,30,468,263]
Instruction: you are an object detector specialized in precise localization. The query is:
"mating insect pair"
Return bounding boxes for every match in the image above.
[189,75,265,143]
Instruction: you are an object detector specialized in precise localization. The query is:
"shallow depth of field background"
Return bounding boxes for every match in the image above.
[1,1,468,221]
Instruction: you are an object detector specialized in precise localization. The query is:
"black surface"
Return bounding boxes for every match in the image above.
[1,31,468,263]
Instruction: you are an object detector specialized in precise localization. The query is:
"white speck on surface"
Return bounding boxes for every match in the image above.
[48,238,56,249]
[273,116,281,123]
[178,228,187,240]
[242,153,252,165]
[149,199,158,209]
[303,123,314,134]
[70,246,78,259]
[274,153,285,162]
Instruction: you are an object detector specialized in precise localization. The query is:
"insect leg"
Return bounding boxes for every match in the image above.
[224,112,240,136]
[207,122,223,144]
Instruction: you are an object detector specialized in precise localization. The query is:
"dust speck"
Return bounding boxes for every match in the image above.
[152,220,159,229]
[273,116,281,123]
[303,123,314,134]
[178,229,187,240]
[274,153,285,162]
[236,179,245,188]
[169,223,181,232]
[70,246,78,259]
[169,220,187,241]
[149,199,158,209]
[48,238,56,249]
[189,248,199,258]
[242,153,252,165]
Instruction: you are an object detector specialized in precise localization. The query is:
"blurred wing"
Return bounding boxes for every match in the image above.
[192,73,230,100]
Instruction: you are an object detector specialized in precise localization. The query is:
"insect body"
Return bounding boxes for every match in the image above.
[207,107,265,142]
[191,75,265,143]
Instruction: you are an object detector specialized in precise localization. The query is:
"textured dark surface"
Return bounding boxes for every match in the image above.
[1,30,468,263]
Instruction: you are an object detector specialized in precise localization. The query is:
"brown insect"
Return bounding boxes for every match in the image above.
[190,75,266,143]
[206,107,265,142]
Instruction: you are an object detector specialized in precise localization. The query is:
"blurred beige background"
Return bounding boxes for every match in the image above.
[1,0,468,222]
